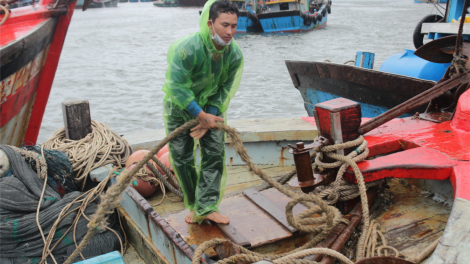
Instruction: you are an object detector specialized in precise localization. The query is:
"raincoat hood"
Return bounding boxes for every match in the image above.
[199,0,232,54]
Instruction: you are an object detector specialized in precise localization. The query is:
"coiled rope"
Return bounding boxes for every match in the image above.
[43,120,132,189]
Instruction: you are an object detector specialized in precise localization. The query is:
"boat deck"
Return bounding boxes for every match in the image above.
[141,165,451,262]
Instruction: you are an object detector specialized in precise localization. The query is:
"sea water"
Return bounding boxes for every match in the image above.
[38,0,441,142]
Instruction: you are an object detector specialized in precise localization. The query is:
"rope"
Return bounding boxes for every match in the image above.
[0,2,9,26]
[63,120,199,264]
[42,120,132,189]
[406,236,442,263]
[10,145,125,263]
[62,120,438,264]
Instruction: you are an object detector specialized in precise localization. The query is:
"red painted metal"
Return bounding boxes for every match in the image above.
[300,90,470,202]
[339,89,470,202]
[0,0,78,145]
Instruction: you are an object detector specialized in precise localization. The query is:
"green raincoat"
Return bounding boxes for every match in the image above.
[162,0,244,223]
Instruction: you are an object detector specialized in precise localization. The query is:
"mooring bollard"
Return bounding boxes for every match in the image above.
[62,99,92,140]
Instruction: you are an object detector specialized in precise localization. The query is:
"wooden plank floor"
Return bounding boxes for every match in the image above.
[147,165,296,216]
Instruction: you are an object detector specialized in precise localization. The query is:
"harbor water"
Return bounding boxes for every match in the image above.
[38,0,441,142]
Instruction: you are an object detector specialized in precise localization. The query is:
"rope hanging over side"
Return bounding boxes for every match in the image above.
[0,2,10,26]
[42,120,132,189]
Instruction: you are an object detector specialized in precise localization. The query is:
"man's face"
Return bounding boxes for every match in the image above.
[208,12,238,43]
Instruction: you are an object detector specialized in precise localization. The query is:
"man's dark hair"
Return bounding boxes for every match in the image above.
[209,0,239,21]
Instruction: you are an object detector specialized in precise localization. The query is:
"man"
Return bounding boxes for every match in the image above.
[162,0,244,224]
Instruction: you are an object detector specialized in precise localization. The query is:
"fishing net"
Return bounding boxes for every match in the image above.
[22,145,78,197]
[0,145,122,264]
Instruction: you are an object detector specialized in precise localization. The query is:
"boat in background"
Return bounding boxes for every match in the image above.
[414,0,446,3]
[256,0,331,33]
[153,0,181,6]
[0,0,78,146]
[178,0,206,6]
[76,0,118,8]
[230,0,263,33]
[285,60,435,117]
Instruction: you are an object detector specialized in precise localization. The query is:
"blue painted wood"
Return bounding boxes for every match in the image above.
[446,0,464,22]
[120,187,151,237]
[301,88,404,118]
[355,52,375,69]
[259,10,327,33]
[148,212,179,263]
[74,251,124,264]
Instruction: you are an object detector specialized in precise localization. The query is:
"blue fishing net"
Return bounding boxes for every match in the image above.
[22,145,78,197]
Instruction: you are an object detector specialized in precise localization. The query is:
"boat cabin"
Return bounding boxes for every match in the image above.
[259,0,307,13]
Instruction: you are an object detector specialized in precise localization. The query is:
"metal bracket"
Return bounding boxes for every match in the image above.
[329,112,344,155]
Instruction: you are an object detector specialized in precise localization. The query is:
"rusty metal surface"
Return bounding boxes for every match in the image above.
[320,204,362,264]
[355,256,414,264]
[417,111,454,123]
[244,188,296,234]
[359,70,470,135]
[290,142,315,193]
[164,210,226,257]
[304,214,352,262]
[414,35,457,63]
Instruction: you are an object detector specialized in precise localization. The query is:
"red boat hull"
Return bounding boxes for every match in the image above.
[0,1,77,146]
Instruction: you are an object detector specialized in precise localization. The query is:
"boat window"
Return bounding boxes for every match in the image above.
[280,2,289,10]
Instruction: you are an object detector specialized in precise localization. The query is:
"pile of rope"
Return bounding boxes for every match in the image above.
[42,120,132,189]
[62,120,441,264]
[0,145,124,264]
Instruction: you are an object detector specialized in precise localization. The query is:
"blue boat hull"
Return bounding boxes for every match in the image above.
[258,10,327,33]
[285,61,436,117]
[236,11,263,33]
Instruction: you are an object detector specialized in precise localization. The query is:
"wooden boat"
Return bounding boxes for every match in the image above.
[256,0,330,33]
[114,80,470,263]
[229,0,263,33]
[0,0,78,146]
[284,61,436,118]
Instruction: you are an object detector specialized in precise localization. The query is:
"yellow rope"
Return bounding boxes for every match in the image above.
[42,120,132,189]
[0,3,10,26]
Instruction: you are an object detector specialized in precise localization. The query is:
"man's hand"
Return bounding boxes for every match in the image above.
[196,111,224,130]
[190,125,209,140]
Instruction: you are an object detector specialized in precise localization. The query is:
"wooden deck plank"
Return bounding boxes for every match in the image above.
[244,188,297,233]
[215,223,251,247]
[148,165,295,215]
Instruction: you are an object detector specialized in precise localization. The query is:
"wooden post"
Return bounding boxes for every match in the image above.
[62,99,92,140]
[313,98,362,156]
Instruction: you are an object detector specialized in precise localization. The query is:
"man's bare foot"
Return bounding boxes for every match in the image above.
[185,211,196,224]
[205,212,230,224]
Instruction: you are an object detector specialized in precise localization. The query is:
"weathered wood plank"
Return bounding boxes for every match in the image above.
[243,188,296,234]
[215,223,251,248]
[61,99,92,140]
